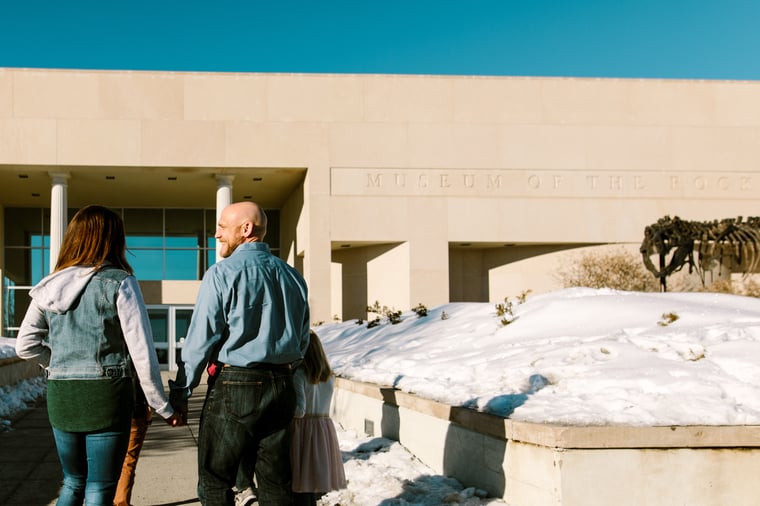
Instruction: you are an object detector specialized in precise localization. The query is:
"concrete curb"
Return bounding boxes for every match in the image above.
[0,357,45,387]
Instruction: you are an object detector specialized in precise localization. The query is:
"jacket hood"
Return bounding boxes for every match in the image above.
[29,266,100,313]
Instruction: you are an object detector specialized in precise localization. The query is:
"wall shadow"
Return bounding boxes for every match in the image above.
[375,384,508,500]
[379,387,400,441]
[441,373,550,498]
[443,407,507,498]
[332,242,406,320]
[339,434,505,505]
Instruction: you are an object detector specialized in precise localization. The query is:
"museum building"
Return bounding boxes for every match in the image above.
[1,67,758,369]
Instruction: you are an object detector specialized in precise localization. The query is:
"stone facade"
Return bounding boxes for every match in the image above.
[1,68,759,325]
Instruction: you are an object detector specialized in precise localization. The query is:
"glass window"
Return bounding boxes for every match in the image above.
[4,248,34,286]
[207,236,216,270]
[2,206,281,336]
[175,309,194,341]
[129,249,164,280]
[4,207,51,285]
[174,308,194,367]
[165,247,200,281]
[123,208,163,235]
[266,210,280,256]
[148,308,169,365]
[30,235,51,283]
[2,277,16,337]
[3,208,51,335]
[123,209,211,281]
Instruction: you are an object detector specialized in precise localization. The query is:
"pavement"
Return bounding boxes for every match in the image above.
[0,372,208,506]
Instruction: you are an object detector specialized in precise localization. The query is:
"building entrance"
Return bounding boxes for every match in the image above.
[146,305,194,371]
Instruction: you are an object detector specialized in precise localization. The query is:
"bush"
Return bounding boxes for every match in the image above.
[556,248,760,297]
[744,278,760,298]
[687,278,734,294]
[556,248,660,292]
[411,303,428,317]
[366,301,402,327]
[711,276,760,298]
[495,297,514,326]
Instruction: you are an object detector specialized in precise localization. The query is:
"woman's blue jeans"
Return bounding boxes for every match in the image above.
[52,425,130,506]
[197,366,296,506]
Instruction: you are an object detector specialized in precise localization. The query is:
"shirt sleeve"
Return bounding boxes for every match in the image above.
[117,276,174,419]
[300,306,311,356]
[172,266,227,398]
[15,300,51,368]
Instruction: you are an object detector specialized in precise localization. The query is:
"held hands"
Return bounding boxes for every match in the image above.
[167,379,190,427]
[165,411,187,427]
[170,399,189,426]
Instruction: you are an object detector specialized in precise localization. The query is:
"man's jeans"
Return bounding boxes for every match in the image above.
[52,425,130,506]
[197,366,296,506]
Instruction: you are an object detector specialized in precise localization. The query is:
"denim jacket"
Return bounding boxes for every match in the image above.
[45,267,132,380]
[16,265,174,418]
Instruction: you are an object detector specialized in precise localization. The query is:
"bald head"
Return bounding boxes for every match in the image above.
[216,201,268,258]
[227,201,268,240]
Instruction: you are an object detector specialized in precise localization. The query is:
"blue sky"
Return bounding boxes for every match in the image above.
[2,0,759,80]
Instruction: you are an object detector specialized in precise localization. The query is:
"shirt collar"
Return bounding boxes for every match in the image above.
[233,242,271,255]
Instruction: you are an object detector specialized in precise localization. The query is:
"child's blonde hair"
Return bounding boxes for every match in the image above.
[302,330,332,384]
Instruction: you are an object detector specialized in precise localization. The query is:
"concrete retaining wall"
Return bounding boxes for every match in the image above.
[332,377,760,506]
[0,357,44,387]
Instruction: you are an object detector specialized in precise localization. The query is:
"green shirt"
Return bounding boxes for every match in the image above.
[47,377,133,432]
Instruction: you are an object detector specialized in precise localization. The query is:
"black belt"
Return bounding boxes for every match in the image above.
[104,365,133,378]
[223,360,301,372]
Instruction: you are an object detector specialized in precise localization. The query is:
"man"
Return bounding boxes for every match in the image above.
[170,201,310,506]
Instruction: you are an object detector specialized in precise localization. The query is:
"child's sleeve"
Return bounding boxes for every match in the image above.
[293,368,307,418]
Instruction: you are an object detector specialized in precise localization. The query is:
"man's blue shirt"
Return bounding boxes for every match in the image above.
[174,242,310,395]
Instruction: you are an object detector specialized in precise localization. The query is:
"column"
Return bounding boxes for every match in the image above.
[407,199,450,309]
[49,172,70,272]
[215,174,235,263]
[299,166,332,324]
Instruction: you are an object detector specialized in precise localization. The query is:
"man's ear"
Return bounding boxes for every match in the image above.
[242,221,254,238]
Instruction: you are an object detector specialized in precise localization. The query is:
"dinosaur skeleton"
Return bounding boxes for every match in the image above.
[640,215,760,291]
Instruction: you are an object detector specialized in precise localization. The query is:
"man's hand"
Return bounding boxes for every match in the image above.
[165,411,186,427]
[168,379,190,426]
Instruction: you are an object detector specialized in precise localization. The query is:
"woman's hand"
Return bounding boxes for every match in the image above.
[165,412,186,427]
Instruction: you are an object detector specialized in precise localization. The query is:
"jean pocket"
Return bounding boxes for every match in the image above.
[222,379,263,419]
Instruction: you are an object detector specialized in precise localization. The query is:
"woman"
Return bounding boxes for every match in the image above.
[15,205,181,506]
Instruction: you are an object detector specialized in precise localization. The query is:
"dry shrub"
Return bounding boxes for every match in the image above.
[556,247,760,297]
[674,275,760,298]
[743,278,760,298]
[724,277,760,298]
[556,248,660,292]
[687,278,734,294]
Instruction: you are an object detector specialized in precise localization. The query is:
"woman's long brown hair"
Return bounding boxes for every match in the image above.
[54,205,133,274]
[302,330,332,384]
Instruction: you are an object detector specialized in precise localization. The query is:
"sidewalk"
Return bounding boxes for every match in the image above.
[0,373,207,506]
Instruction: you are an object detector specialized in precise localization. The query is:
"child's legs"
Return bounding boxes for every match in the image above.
[114,413,150,506]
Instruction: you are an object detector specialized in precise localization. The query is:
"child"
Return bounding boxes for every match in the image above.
[290,330,346,506]
[113,383,151,506]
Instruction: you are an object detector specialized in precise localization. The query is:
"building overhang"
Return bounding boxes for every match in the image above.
[0,164,306,209]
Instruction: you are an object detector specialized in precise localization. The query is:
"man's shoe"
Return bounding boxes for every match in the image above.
[235,487,257,506]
